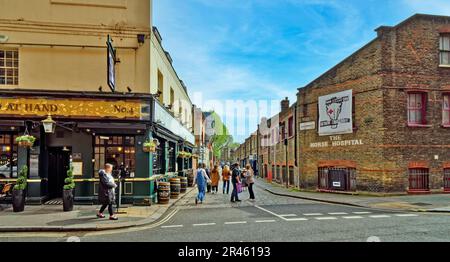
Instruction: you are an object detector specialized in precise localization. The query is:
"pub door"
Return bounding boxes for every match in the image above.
[48,148,71,199]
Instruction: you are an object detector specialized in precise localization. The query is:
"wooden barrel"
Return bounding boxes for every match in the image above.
[170,178,181,199]
[157,182,171,205]
[180,177,188,193]
[187,171,195,187]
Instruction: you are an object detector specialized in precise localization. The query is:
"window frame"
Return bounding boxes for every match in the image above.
[288,116,294,138]
[439,34,450,67]
[407,91,429,127]
[93,135,136,177]
[0,49,19,86]
[442,93,450,127]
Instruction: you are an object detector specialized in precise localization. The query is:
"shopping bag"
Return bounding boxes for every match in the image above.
[237,182,243,193]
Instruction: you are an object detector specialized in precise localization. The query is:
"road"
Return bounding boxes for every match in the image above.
[0,184,449,242]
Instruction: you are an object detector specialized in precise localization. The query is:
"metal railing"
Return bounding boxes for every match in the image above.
[408,169,429,191]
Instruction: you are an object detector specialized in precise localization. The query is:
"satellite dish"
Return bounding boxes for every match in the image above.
[0,35,9,43]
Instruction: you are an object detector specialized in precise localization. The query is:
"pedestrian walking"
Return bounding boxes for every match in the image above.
[222,165,231,194]
[194,163,210,205]
[205,166,212,193]
[230,163,241,203]
[97,163,119,221]
[211,165,220,194]
[245,164,256,201]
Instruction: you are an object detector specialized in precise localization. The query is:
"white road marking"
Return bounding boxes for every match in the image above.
[304,213,324,216]
[280,214,297,217]
[161,225,184,229]
[255,220,277,223]
[353,212,372,215]
[254,205,289,221]
[315,217,338,220]
[286,218,309,222]
[225,221,248,225]
[369,215,391,218]
[193,223,216,227]
[328,212,348,215]
[395,214,419,217]
[343,216,364,219]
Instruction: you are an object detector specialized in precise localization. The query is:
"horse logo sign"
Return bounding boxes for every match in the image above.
[319,90,353,136]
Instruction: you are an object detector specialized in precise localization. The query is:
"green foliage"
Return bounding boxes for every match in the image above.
[207,112,233,158]
[143,140,156,148]
[63,166,75,191]
[14,166,28,191]
[15,135,36,146]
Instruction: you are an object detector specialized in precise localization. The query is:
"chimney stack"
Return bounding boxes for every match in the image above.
[281,97,290,113]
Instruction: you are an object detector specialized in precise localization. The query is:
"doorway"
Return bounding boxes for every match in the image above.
[48,147,71,200]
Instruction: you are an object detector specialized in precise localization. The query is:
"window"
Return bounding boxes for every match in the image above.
[281,124,286,141]
[94,136,135,177]
[168,143,176,173]
[444,169,450,191]
[0,50,19,85]
[157,70,164,104]
[440,35,450,66]
[170,88,175,110]
[153,141,164,175]
[408,168,429,191]
[288,116,294,137]
[443,94,450,126]
[407,92,427,125]
[0,134,18,178]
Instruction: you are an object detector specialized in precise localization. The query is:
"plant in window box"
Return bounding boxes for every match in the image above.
[15,135,36,148]
[12,166,28,213]
[62,166,75,212]
[178,151,186,159]
[185,152,192,159]
[143,140,157,153]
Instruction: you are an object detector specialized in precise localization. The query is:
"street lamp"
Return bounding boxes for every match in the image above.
[42,115,56,134]
[279,122,288,188]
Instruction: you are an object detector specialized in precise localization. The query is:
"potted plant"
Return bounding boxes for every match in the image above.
[12,166,28,213]
[15,135,36,148]
[63,166,75,212]
[143,140,157,153]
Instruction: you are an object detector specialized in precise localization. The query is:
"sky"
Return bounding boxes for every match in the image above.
[154,0,450,143]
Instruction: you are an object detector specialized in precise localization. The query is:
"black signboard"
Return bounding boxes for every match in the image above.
[107,35,116,92]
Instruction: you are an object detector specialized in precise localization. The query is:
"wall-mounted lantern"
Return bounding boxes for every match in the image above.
[42,115,56,134]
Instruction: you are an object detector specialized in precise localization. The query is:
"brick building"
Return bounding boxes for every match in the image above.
[297,14,450,194]
[257,98,298,187]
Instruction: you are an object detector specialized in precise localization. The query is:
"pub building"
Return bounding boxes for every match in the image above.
[0,89,194,205]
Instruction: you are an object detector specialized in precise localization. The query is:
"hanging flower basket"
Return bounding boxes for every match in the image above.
[178,151,186,159]
[143,141,157,153]
[16,135,36,148]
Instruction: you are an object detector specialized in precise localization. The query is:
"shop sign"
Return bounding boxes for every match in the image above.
[318,90,353,136]
[0,97,146,120]
[300,121,316,131]
[310,136,364,148]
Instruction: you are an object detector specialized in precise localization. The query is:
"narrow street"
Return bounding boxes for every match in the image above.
[1,183,449,242]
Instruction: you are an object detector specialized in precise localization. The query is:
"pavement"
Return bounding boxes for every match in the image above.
[0,186,196,233]
[255,177,450,213]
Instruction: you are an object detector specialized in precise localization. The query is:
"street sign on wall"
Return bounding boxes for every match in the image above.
[318,90,353,136]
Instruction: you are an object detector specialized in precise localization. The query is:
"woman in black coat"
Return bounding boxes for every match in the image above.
[97,164,119,220]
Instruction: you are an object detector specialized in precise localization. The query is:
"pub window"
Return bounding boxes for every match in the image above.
[94,136,135,177]
[443,94,450,126]
[153,142,164,175]
[0,134,18,178]
[439,34,450,66]
[0,50,19,86]
[408,168,429,191]
[407,92,427,125]
[168,143,176,173]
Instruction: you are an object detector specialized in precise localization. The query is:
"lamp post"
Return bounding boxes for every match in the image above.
[280,122,288,188]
